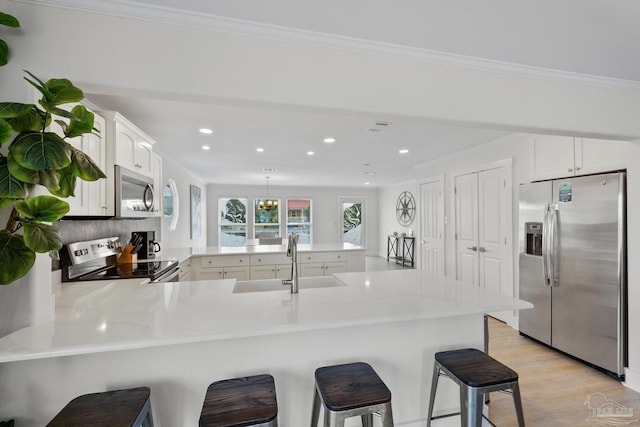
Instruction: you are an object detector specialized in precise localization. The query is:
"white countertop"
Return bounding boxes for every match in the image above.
[158,242,364,261]
[0,270,531,363]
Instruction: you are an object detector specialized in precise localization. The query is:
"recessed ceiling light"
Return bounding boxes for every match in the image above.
[323,137,336,143]
[399,149,409,154]
[364,171,376,175]
[307,151,315,156]
[199,128,213,135]
[364,182,370,185]
[256,147,264,152]
[202,145,210,150]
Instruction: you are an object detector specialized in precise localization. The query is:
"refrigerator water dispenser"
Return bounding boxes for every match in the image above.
[525,222,543,256]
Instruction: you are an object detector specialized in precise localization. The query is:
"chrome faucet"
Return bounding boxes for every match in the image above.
[282,232,299,293]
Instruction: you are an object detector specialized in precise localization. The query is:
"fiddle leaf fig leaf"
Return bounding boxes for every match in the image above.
[0,231,36,285]
[7,152,39,184]
[4,107,45,132]
[72,149,106,181]
[0,12,20,28]
[0,156,26,198]
[31,77,83,109]
[0,102,34,119]
[0,197,15,209]
[0,117,12,144]
[0,39,7,67]
[14,195,69,222]
[22,222,63,253]
[50,168,76,198]
[66,105,94,138]
[9,131,71,170]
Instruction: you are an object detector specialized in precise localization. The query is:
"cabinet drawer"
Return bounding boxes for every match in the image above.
[250,254,289,265]
[301,252,345,263]
[200,255,249,268]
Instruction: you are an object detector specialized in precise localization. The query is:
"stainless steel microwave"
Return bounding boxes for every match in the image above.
[114,165,156,218]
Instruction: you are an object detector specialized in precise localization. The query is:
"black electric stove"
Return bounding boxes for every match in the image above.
[63,237,180,283]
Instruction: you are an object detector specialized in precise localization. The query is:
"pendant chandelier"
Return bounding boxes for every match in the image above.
[259,176,278,211]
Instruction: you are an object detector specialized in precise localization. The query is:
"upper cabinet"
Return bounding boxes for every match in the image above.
[100,111,156,178]
[50,108,112,216]
[530,135,627,181]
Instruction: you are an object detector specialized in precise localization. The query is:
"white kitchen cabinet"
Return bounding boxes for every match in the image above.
[53,111,112,216]
[178,259,191,281]
[530,135,627,181]
[194,255,251,281]
[100,111,156,178]
[347,250,366,272]
[299,252,347,277]
[153,153,163,217]
[250,254,290,279]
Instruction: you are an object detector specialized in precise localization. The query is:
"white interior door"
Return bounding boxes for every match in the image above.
[455,173,479,285]
[419,178,444,274]
[477,168,509,295]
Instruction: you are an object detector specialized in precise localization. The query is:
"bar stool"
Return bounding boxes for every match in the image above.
[199,374,278,427]
[311,362,394,427]
[47,386,153,427]
[426,348,525,427]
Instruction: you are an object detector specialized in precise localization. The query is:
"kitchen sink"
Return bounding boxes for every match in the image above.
[233,276,346,293]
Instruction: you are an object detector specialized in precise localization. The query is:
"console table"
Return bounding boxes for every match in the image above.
[387,235,415,267]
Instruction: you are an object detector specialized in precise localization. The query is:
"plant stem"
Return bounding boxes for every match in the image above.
[5,206,19,233]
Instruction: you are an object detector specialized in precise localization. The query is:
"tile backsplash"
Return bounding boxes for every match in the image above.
[53,217,161,270]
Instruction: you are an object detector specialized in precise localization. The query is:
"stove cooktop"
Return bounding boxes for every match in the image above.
[78,260,178,281]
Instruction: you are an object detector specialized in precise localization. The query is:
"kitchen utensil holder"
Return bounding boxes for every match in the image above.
[117,244,138,265]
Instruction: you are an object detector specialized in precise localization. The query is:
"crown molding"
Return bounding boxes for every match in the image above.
[12,0,640,91]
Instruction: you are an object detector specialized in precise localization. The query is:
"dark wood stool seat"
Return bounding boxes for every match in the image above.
[199,374,278,427]
[47,387,153,427]
[427,348,525,427]
[311,362,394,427]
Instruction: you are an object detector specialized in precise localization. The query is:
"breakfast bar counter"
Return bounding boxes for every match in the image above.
[0,269,531,426]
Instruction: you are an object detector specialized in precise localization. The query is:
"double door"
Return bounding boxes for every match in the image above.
[454,166,510,296]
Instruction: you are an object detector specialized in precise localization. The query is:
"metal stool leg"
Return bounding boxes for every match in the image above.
[380,403,394,427]
[311,387,321,427]
[426,363,440,427]
[361,414,373,427]
[512,382,526,427]
[467,387,484,427]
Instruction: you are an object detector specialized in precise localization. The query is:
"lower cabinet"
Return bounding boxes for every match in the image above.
[300,262,347,277]
[178,259,191,281]
[190,250,365,282]
[195,255,250,281]
[195,267,251,281]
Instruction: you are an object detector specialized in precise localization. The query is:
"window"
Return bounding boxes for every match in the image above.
[254,198,280,238]
[219,198,247,247]
[341,198,365,247]
[286,199,312,243]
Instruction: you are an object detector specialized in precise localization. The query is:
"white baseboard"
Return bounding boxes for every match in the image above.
[624,367,640,392]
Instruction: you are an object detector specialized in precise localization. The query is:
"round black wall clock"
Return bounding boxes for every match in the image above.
[396,191,416,226]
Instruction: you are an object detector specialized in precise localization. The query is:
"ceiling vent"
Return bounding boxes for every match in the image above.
[367,121,392,132]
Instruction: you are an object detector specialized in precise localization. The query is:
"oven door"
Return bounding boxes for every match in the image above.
[151,266,181,283]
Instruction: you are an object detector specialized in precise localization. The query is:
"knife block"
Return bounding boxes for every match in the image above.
[117,244,138,265]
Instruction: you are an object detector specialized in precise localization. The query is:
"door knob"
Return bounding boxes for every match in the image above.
[420,240,427,244]
[478,247,486,252]
[466,246,478,251]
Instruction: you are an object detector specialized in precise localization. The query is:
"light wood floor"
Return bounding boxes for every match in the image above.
[486,317,640,426]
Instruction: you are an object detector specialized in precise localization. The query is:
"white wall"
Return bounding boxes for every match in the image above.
[160,156,207,248]
[414,134,531,282]
[378,181,418,258]
[206,184,379,254]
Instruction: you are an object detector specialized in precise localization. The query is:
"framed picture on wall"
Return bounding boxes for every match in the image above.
[190,185,202,239]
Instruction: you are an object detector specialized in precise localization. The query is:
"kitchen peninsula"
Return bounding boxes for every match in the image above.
[0,269,531,426]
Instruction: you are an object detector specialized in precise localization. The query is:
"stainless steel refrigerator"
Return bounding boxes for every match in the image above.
[519,172,626,377]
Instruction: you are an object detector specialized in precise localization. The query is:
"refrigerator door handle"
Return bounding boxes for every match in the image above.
[542,204,552,286]
[549,203,560,287]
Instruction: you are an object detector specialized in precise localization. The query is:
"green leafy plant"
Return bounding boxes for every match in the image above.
[0,71,106,285]
[0,11,19,66]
